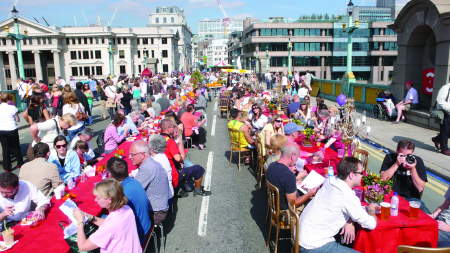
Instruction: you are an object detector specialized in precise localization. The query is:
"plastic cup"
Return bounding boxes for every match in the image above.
[2,228,14,246]
[338,149,345,158]
[409,201,421,218]
[380,202,391,220]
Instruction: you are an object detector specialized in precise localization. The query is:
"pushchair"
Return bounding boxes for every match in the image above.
[372,91,397,121]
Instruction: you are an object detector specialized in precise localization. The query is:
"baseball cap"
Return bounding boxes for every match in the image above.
[284,122,304,135]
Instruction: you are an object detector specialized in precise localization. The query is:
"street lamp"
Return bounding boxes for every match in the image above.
[265,49,270,72]
[341,0,359,95]
[7,6,27,80]
[287,34,293,79]
[143,47,149,69]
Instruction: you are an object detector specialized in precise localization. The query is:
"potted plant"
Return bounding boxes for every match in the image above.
[362,173,393,204]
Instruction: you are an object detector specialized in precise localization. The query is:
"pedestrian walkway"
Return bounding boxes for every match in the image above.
[321,97,450,181]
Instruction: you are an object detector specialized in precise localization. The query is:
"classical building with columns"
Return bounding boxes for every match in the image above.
[0,17,180,90]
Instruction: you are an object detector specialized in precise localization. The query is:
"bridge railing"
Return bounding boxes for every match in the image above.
[311,79,389,110]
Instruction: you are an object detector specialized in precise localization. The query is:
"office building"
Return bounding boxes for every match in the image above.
[198,18,244,40]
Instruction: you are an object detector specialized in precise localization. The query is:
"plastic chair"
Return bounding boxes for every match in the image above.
[397,245,450,253]
[228,128,252,171]
[266,180,291,253]
[288,202,300,253]
[353,149,369,171]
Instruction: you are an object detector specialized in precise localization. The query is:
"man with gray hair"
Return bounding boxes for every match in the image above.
[148,135,174,199]
[266,143,317,211]
[130,140,171,225]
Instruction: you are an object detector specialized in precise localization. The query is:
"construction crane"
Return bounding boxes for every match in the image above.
[216,0,230,36]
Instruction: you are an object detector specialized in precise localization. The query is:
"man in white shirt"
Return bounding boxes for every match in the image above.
[0,172,49,222]
[140,79,147,102]
[394,81,419,124]
[432,81,450,156]
[299,157,377,253]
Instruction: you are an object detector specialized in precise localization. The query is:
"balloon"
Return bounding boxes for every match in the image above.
[336,94,347,106]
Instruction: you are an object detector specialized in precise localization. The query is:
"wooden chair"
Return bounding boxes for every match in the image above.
[219,97,230,119]
[353,149,369,171]
[142,224,158,253]
[397,245,450,253]
[228,128,252,171]
[266,180,291,253]
[288,202,300,253]
[255,134,266,188]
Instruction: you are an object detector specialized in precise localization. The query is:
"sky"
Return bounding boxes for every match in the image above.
[0,0,381,33]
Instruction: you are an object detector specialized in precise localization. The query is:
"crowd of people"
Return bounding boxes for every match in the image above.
[0,69,449,252]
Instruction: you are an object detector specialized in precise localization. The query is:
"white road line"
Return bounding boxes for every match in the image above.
[198,151,214,237]
[210,115,217,136]
[214,100,218,111]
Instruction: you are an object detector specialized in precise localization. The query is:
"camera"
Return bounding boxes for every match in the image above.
[406,154,416,164]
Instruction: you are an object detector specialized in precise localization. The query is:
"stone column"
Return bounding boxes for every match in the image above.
[0,52,6,90]
[6,51,17,87]
[52,50,62,79]
[33,50,43,81]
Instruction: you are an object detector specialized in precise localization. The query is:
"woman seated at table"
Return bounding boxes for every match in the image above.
[260,115,284,155]
[249,105,268,131]
[48,135,81,183]
[264,134,287,170]
[73,140,101,167]
[295,100,312,123]
[104,114,129,154]
[180,104,207,150]
[73,179,142,253]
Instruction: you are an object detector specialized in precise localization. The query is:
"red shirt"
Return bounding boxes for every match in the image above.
[180,112,198,137]
[163,135,180,188]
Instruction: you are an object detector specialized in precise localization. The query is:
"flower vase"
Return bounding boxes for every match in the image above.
[303,139,312,147]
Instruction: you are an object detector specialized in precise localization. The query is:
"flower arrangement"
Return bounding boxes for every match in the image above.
[292,118,305,126]
[303,128,315,139]
[363,172,393,203]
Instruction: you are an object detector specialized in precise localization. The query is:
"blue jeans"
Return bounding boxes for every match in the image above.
[301,241,359,253]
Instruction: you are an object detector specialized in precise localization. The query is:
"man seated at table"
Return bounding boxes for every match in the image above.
[129,140,171,225]
[430,185,450,247]
[106,157,152,244]
[284,122,304,144]
[19,142,63,196]
[160,119,211,197]
[70,128,96,159]
[266,143,316,211]
[380,140,428,209]
[227,108,255,149]
[287,95,301,117]
[48,135,81,183]
[118,110,140,136]
[0,172,50,222]
[300,157,377,253]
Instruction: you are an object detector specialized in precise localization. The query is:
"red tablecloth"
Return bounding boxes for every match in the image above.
[353,197,438,253]
[299,142,340,176]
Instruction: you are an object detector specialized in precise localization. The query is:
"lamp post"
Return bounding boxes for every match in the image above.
[342,0,359,95]
[287,36,293,79]
[7,6,27,80]
[143,48,149,69]
[265,49,270,73]
[108,40,114,76]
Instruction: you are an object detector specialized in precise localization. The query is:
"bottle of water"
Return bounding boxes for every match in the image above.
[390,192,399,216]
[327,166,334,178]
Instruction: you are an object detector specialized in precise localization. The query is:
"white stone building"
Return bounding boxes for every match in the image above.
[148,6,193,72]
[0,17,180,89]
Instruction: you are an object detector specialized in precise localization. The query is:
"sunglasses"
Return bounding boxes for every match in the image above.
[353,171,364,175]
[275,120,282,123]
[55,144,67,149]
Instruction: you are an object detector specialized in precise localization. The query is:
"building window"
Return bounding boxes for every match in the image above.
[162,50,168,58]
[72,67,78,76]
[138,65,142,73]
[171,17,174,23]
[84,66,90,76]
[48,38,52,44]
[117,38,121,44]
[383,42,397,51]
[119,65,126,74]
[95,50,101,59]
[123,38,127,44]
[151,50,155,58]
[151,38,154,44]
[119,50,125,59]
[72,38,76,44]
[143,38,148,45]
[78,38,82,44]
[102,38,105,44]
[137,50,141,58]
[163,17,167,23]
[70,51,77,60]
[84,38,88,44]
[96,66,103,76]
[162,38,167,44]
[90,51,94,59]
[163,64,169,72]
[23,39,27,45]
[155,17,159,23]
[95,38,99,44]
[24,68,36,78]
[83,51,89,59]
[90,37,93,44]
[79,67,83,76]
[66,38,70,45]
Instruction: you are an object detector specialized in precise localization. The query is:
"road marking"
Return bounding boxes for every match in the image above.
[214,100,218,111]
[210,115,216,136]
[198,151,214,237]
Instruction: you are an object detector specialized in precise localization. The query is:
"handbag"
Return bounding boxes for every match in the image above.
[59,221,100,253]
[75,104,89,121]
[431,87,450,123]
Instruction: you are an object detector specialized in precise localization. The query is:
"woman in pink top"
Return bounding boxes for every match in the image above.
[180,104,207,150]
[103,114,129,154]
[73,179,142,253]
